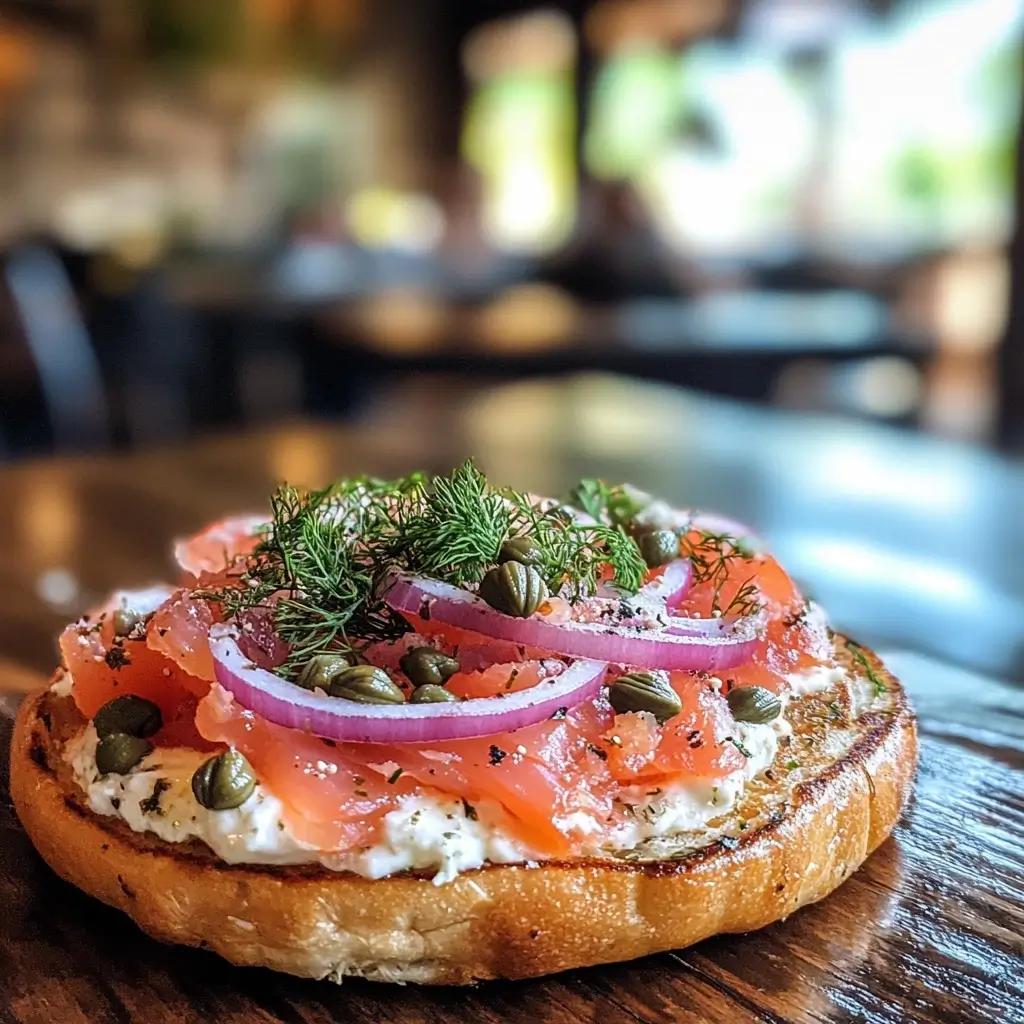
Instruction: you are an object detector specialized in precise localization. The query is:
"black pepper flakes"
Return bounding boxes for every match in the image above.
[105,646,132,670]
[488,745,507,766]
[139,778,171,816]
[551,706,569,720]
[783,604,809,628]
[587,743,608,762]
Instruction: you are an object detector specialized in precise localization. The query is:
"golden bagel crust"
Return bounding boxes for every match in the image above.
[9,640,916,985]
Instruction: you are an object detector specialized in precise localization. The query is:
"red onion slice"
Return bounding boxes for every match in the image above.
[636,558,692,607]
[573,558,692,624]
[665,615,739,636]
[209,623,608,743]
[385,573,760,672]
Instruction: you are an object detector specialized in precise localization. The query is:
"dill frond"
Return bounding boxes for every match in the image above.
[397,460,511,585]
[679,530,764,618]
[568,478,643,529]
[202,461,649,676]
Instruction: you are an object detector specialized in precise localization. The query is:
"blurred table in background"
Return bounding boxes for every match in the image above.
[167,250,934,412]
[0,243,939,459]
[0,371,1017,682]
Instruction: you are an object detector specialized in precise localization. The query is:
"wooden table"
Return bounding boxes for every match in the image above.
[1,376,1022,1023]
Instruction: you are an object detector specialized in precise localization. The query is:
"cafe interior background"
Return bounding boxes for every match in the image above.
[0,0,1021,681]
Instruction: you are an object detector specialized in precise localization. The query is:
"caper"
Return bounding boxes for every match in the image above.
[327,665,406,705]
[636,529,680,569]
[399,646,461,687]
[112,604,147,637]
[191,749,257,810]
[93,695,163,740]
[95,732,153,775]
[726,685,782,725]
[608,670,682,724]
[499,535,544,567]
[296,653,353,692]
[479,561,549,618]
[410,684,459,704]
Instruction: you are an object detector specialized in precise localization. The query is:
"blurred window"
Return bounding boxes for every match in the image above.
[585,0,1022,260]
[461,9,578,254]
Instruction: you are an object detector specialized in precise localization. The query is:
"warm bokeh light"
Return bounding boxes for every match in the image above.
[352,291,450,354]
[931,251,1010,355]
[267,426,332,486]
[346,189,445,252]
[586,0,729,54]
[473,284,579,352]
[19,472,79,565]
[462,10,577,254]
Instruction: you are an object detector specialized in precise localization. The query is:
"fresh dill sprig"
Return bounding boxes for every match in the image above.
[679,530,763,618]
[569,478,643,529]
[565,481,762,617]
[845,638,889,697]
[208,479,407,674]
[395,461,511,586]
[203,461,648,676]
[506,487,646,599]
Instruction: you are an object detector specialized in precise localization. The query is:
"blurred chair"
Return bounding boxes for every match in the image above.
[107,270,198,447]
[3,244,110,453]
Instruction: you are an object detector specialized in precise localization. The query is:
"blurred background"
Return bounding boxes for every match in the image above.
[0,0,1021,458]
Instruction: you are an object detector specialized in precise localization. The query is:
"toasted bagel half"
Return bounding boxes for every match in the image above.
[10,637,915,985]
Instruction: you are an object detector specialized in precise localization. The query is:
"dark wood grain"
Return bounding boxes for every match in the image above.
[1,376,1023,1023]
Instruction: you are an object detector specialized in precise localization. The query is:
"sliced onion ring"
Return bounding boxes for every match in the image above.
[589,558,691,615]
[209,623,608,743]
[385,573,760,672]
[636,557,692,607]
[665,615,736,636]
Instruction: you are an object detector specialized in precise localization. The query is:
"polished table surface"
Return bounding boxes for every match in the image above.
[1,374,1022,1023]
